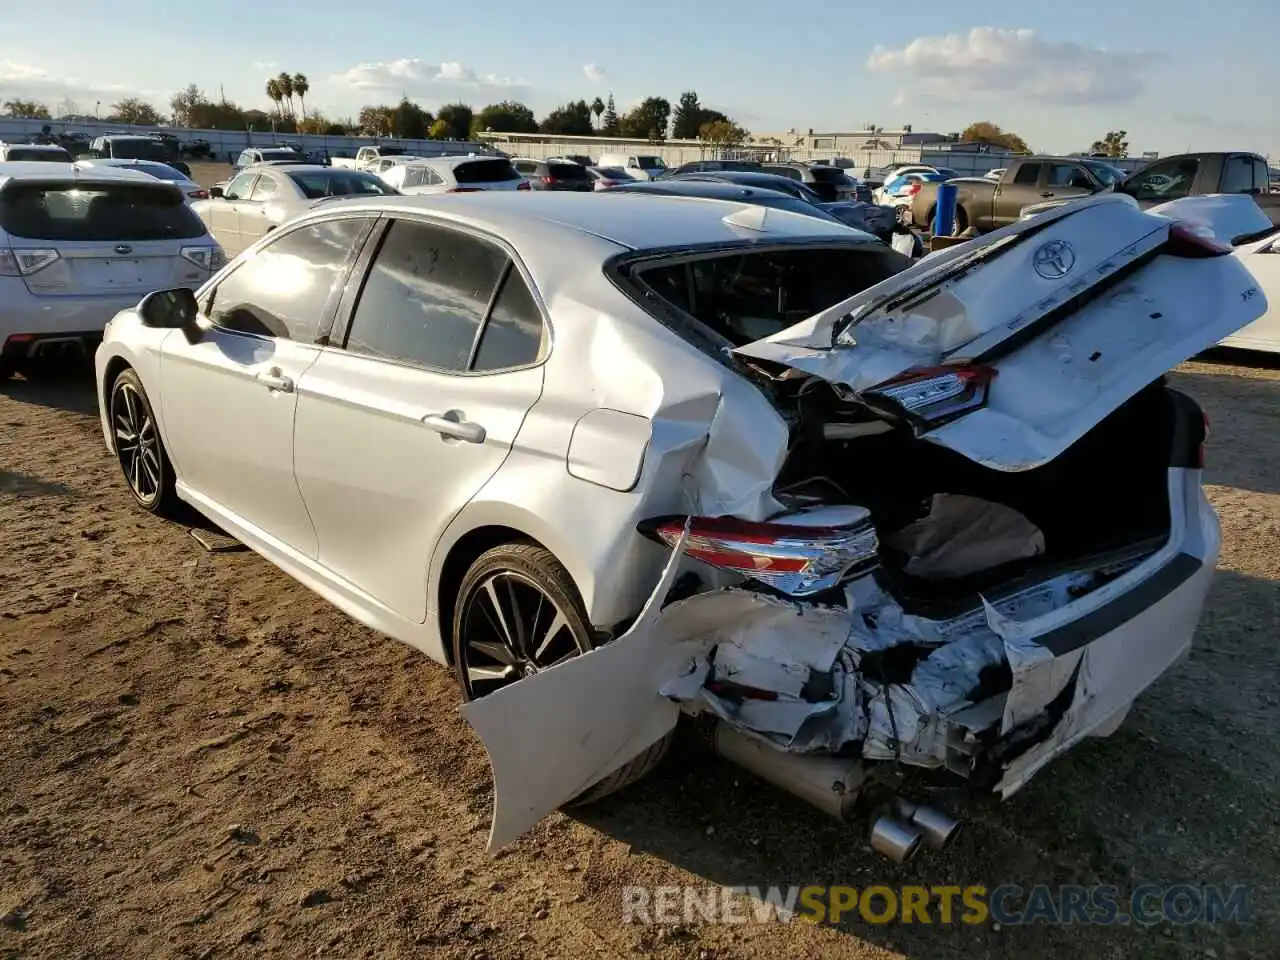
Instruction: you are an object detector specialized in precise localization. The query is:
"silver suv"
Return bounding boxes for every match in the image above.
[0,163,223,380]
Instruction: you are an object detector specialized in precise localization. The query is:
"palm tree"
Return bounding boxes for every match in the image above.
[292,73,309,117]
[276,72,295,116]
[591,97,604,129]
[265,78,282,117]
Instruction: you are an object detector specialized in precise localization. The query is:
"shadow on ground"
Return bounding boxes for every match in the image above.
[0,368,99,416]
[570,568,1280,960]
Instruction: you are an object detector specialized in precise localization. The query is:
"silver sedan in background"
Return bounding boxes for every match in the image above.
[190,164,397,255]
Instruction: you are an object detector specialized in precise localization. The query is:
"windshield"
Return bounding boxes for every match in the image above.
[0,182,205,241]
[1083,161,1126,185]
[636,156,666,170]
[107,139,169,161]
[287,170,399,198]
[258,149,299,161]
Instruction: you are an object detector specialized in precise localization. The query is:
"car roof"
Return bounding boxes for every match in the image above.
[287,191,859,252]
[0,161,175,187]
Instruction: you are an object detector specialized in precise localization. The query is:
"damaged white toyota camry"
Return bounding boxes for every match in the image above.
[95,191,1264,863]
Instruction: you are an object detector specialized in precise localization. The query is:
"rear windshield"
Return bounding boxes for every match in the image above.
[634,246,907,346]
[0,182,205,241]
[6,148,72,162]
[808,167,851,183]
[258,149,298,161]
[106,139,169,161]
[287,170,398,199]
[548,162,589,180]
[636,156,666,170]
[453,159,521,184]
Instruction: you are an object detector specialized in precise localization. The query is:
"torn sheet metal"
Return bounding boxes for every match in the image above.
[460,527,696,852]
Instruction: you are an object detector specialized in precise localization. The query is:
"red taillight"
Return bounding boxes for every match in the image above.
[905,182,922,196]
[864,364,996,428]
[516,180,530,191]
[638,508,879,597]
[541,176,554,185]
[5,333,35,344]
[449,186,481,193]
[1166,222,1231,257]
[189,189,210,200]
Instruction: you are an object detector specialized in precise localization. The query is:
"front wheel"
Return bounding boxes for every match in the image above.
[451,541,672,803]
[109,369,180,515]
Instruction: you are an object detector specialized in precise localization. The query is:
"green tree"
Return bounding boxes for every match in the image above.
[276,71,296,116]
[170,85,247,129]
[358,104,395,136]
[435,103,474,140]
[428,118,450,139]
[392,98,431,139]
[959,121,1030,154]
[108,98,162,126]
[619,97,670,140]
[3,99,51,119]
[601,94,620,135]
[590,97,605,128]
[698,119,750,149]
[539,100,593,136]
[292,73,310,116]
[672,91,702,139]
[265,78,283,117]
[473,100,538,134]
[1089,130,1129,158]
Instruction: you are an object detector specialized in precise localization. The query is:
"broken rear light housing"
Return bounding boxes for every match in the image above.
[863,363,997,429]
[638,511,879,597]
[1165,222,1232,258]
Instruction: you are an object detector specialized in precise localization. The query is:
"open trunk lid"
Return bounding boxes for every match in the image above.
[734,194,1267,471]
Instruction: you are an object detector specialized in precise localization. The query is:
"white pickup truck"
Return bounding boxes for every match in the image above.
[331,145,414,171]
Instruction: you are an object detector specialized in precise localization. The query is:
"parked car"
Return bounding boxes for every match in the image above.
[596,153,669,181]
[378,157,528,195]
[760,162,861,202]
[331,145,416,171]
[1115,152,1280,225]
[674,170,828,204]
[511,158,593,191]
[369,155,429,177]
[89,136,191,177]
[875,171,951,224]
[232,148,307,173]
[0,162,222,381]
[75,158,210,202]
[93,191,1263,860]
[0,142,73,163]
[911,156,1125,232]
[602,179,854,228]
[192,165,397,256]
[661,160,763,179]
[586,166,636,190]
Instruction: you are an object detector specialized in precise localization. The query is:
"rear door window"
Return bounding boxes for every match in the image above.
[344,220,508,372]
[0,182,207,241]
[1012,164,1041,185]
[207,217,372,341]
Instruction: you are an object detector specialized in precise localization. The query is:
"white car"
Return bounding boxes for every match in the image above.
[94,192,1262,861]
[0,162,222,381]
[191,164,397,257]
[378,156,527,195]
[75,158,210,202]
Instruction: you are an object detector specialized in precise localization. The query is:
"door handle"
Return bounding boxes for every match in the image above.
[422,410,486,444]
[256,368,294,393]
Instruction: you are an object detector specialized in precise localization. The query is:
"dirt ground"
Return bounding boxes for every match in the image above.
[2,356,1278,960]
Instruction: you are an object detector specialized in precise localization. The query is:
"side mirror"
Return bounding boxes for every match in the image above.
[209,186,224,198]
[139,288,199,332]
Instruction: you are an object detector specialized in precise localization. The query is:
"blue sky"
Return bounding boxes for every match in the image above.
[3,0,1276,158]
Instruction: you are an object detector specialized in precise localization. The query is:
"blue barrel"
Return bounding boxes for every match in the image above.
[933,182,958,237]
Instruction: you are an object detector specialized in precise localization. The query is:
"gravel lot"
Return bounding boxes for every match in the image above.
[2,339,1278,960]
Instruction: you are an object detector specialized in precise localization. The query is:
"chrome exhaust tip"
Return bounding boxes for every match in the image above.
[868,815,924,863]
[894,799,963,851]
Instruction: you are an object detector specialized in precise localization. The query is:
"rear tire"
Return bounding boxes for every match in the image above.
[451,541,673,804]
[109,368,180,516]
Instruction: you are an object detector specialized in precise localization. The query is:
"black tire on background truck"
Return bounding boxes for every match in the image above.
[451,542,673,805]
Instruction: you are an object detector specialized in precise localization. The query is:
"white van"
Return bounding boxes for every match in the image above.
[596,153,669,181]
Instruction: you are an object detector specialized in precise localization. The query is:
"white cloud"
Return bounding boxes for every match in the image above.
[0,59,145,111]
[866,27,1156,105]
[583,63,606,84]
[253,61,278,71]
[332,58,529,99]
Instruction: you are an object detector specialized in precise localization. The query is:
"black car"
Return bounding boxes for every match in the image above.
[760,162,865,202]
[661,159,764,179]
[602,179,847,226]
[512,158,593,191]
[673,170,827,204]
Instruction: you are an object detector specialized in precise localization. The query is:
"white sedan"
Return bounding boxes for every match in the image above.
[377,156,528,195]
[95,192,1261,860]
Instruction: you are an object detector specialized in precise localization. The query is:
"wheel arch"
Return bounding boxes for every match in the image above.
[100,354,135,453]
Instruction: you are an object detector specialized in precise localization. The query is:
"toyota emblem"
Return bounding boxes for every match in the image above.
[1032,240,1076,280]
[114,244,133,255]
